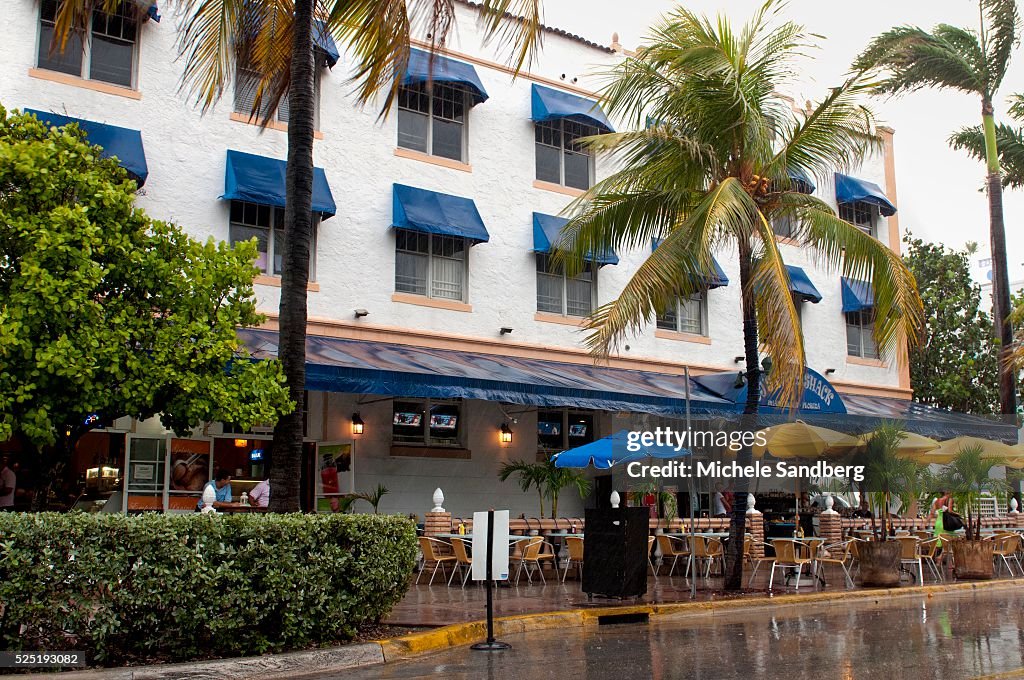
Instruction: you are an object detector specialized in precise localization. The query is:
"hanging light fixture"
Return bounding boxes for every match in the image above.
[499,423,513,444]
[351,413,365,436]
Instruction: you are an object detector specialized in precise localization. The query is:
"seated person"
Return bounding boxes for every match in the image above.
[197,469,233,510]
[249,475,270,508]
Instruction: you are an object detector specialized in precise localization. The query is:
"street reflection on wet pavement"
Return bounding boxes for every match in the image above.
[346,586,1024,679]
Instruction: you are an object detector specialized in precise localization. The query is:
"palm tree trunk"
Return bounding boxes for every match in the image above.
[724,239,760,591]
[981,104,1016,417]
[269,0,316,512]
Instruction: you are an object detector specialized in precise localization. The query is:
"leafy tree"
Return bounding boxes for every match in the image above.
[498,459,548,517]
[558,2,922,590]
[855,0,1021,415]
[0,108,292,510]
[938,445,1010,539]
[902,234,1000,414]
[951,93,1024,189]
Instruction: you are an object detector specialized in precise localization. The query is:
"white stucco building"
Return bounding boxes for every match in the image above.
[3,0,932,518]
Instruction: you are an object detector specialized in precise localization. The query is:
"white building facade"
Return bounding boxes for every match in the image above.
[3,0,915,518]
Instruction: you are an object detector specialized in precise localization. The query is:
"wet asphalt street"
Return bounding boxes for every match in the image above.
[343,587,1024,679]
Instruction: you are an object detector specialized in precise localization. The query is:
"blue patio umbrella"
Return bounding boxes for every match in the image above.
[553,429,688,468]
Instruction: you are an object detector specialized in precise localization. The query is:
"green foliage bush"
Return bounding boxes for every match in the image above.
[0,512,417,663]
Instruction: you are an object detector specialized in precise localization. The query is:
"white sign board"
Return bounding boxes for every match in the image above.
[471,510,510,581]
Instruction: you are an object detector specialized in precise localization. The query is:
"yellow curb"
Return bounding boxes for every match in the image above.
[377,578,1023,662]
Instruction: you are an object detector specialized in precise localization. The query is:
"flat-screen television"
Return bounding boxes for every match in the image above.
[429,414,458,430]
[538,421,561,436]
[393,412,423,427]
[249,448,264,462]
[568,423,588,437]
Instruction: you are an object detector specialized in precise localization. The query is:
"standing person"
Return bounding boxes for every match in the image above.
[0,454,15,511]
[249,475,271,509]
[713,485,730,518]
[197,469,233,510]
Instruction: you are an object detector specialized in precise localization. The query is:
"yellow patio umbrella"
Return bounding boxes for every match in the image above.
[752,421,862,459]
[910,436,1016,466]
[862,430,940,458]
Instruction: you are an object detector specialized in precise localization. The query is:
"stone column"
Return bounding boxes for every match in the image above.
[817,495,842,545]
[746,493,765,559]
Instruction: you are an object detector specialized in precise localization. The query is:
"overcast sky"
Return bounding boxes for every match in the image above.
[543,0,1024,282]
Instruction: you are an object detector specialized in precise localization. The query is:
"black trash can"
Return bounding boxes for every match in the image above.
[582,506,648,599]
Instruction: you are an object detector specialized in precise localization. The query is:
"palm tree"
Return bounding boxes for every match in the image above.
[541,456,591,518]
[938,444,1010,540]
[951,93,1024,189]
[557,2,923,590]
[854,0,1020,417]
[49,0,543,511]
[860,424,923,541]
[499,459,548,517]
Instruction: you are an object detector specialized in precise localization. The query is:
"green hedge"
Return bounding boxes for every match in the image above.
[0,512,417,663]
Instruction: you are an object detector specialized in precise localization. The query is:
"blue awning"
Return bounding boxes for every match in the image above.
[133,0,160,21]
[694,367,847,414]
[393,184,489,243]
[239,328,735,416]
[651,239,729,289]
[403,48,488,105]
[835,173,896,217]
[534,213,618,265]
[531,84,614,133]
[841,277,873,313]
[313,21,340,68]
[841,394,1018,442]
[786,265,822,303]
[221,150,336,218]
[26,109,149,185]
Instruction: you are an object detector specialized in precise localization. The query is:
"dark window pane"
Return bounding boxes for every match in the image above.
[428,403,460,445]
[37,23,83,76]
[536,144,561,183]
[567,413,594,446]
[431,118,463,160]
[397,109,429,153]
[393,401,427,444]
[89,34,134,86]
[538,411,563,450]
[563,150,591,190]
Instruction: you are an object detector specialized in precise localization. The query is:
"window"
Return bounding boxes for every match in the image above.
[393,399,461,447]
[397,82,467,161]
[538,410,595,452]
[535,120,597,190]
[228,201,318,279]
[657,290,708,336]
[846,311,879,359]
[536,254,594,317]
[395,229,467,301]
[772,214,795,239]
[37,0,138,88]
[233,59,323,128]
[839,201,875,236]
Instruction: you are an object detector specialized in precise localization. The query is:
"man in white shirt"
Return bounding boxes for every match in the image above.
[0,454,16,510]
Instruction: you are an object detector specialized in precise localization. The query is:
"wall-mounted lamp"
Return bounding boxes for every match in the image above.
[825,368,836,375]
[354,308,369,318]
[234,438,249,447]
[499,423,513,444]
[733,371,746,389]
[761,356,773,374]
[500,327,514,335]
[351,413,365,436]
[733,356,745,363]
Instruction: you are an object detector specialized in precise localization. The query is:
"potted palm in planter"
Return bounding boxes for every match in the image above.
[628,482,679,529]
[856,424,923,587]
[938,446,1008,579]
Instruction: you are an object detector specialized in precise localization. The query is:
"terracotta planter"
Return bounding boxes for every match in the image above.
[858,540,901,587]
[951,539,994,580]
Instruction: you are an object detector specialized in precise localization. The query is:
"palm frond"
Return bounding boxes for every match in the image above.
[795,200,924,364]
[749,215,804,407]
[854,24,987,98]
[579,178,754,359]
[981,0,1021,93]
[476,0,543,75]
[950,121,1024,188]
[328,0,412,115]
